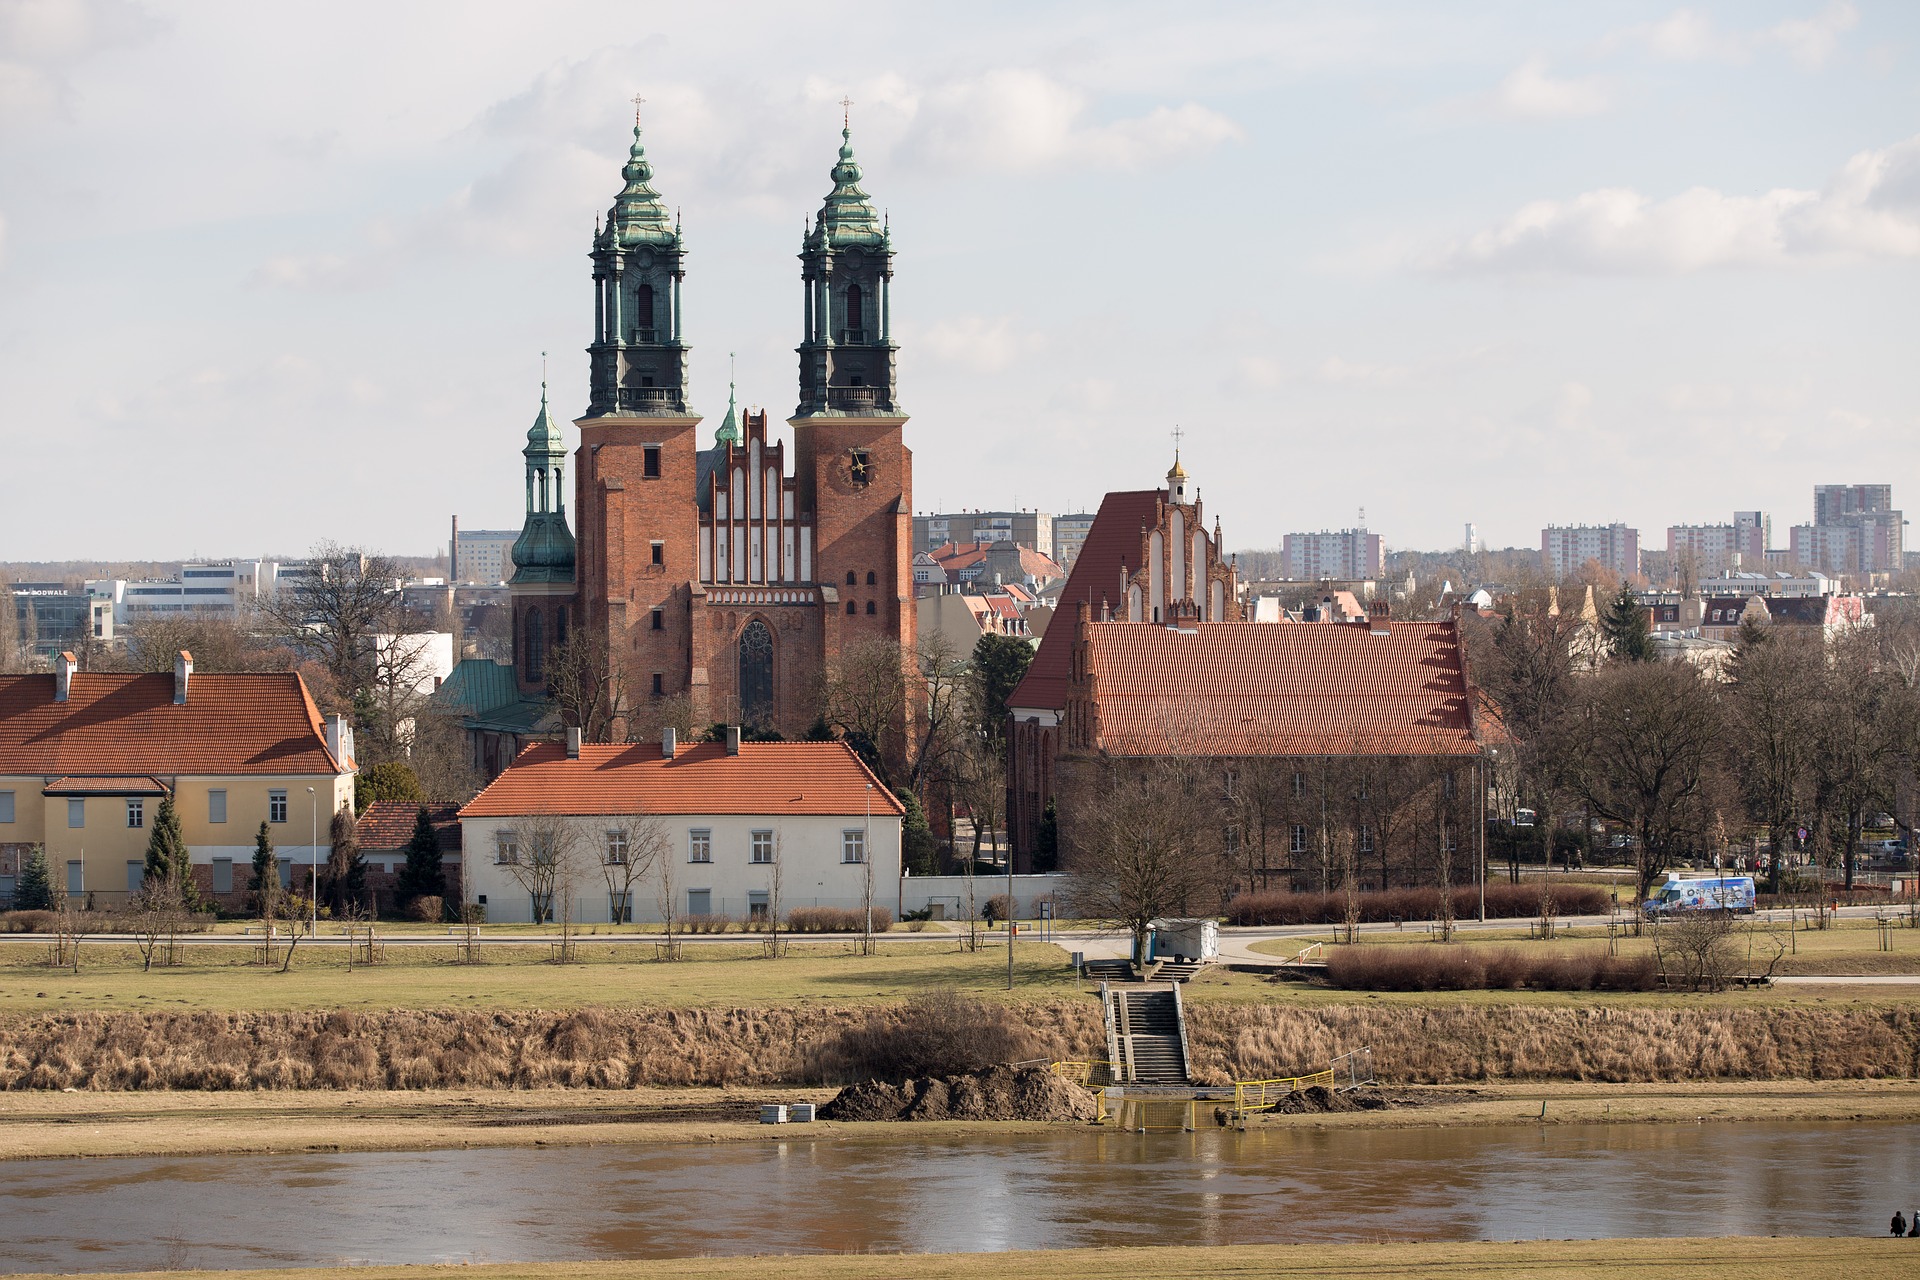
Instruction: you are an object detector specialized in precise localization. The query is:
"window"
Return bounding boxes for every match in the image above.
[609,893,633,923]
[846,600,856,615]
[636,282,655,332]
[269,790,287,824]
[67,861,83,896]
[127,862,144,894]
[650,541,665,567]
[739,621,774,730]
[524,608,545,684]
[1224,826,1241,856]
[606,831,629,865]
[208,789,227,824]
[846,570,857,585]
[866,571,877,586]
[1443,828,1458,853]
[846,283,864,330]
[687,888,712,916]
[652,673,664,696]
[0,790,13,823]
[1442,773,1457,799]
[689,829,712,863]
[1358,825,1374,854]
[496,833,519,865]
[1289,824,1308,854]
[1224,770,1238,799]
[651,608,664,631]
[865,601,876,615]
[750,830,774,864]
[212,859,234,894]
[842,829,866,864]
[643,445,662,479]
[748,889,770,922]
[67,798,85,829]
[1293,772,1307,798]
[127,798,144,829]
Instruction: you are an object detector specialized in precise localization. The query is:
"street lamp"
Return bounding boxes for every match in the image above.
[863,783,874,953]
[307,786,318,938]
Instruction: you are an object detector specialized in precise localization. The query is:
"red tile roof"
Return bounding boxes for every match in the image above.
[43,776,171,795]
[1081,620,1483,758]
[1009,490,1161,712]
[0,672,346,777]
[459,741,907,819]
[357,801,465,853]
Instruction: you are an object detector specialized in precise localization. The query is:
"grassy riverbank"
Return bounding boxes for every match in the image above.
[4,1080,1918,1162]
[11,1237,1920,1280]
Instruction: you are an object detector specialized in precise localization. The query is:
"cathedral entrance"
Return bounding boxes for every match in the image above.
[738,620,774,731]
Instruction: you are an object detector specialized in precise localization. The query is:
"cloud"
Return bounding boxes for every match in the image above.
[914,314,1043,373]
[1608,2,1857,68]
[1318,356,1409,385]
[0,0,162,126]
[1428,133,1920,274]
[1493,57,1611,118]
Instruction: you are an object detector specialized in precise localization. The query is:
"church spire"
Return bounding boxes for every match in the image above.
[794,107,898,420]
[510,369,576,586]
[586,102,692,419]
[716,353,741,446]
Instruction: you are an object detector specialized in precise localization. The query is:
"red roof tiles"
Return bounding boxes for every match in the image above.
[357,801,465,853]
[1081,620,1482,758]
[459,741,907,819]
[1009,490,1161,712]
[0,672,345,777]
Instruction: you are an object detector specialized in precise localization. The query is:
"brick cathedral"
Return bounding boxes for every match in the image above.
[507,114,913,739]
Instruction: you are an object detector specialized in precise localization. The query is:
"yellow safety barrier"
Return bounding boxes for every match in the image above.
[1051,1060,1118,1088]
[1231,1068,1338,1116]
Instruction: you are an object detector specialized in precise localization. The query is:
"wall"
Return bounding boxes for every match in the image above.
[899,873,1070,920]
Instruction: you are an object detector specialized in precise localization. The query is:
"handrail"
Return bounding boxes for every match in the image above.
[1231,1068,1338,1116]
[1051,1060,1118,1088]
[1280,942,1324,966]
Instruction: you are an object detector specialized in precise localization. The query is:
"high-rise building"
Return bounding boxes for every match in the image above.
[508,113,913,739]
[452,527,519,585]
[1541,524,1640,580]
[1053,513,1096,569]
[913,510,1053,559]
[1800,484,1904,574]
[1464,523,1480,556]
[1281,528,1382,580]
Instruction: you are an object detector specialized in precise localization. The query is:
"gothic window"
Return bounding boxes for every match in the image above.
[846,571,857,585]
[555,607,567,648]
[865,601,876,615]
[846,600,856,615]
[866,571,877,585]
[846,283,864,334]
[524,608,544,684]
[738,620,775,731]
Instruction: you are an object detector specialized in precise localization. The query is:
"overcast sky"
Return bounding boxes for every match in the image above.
[2,0,1916,562]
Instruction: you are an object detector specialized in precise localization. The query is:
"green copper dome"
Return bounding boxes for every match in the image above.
[510,382,576,585]
[601,120,678,250]
[807,126,884,249]
[715,378,741,447]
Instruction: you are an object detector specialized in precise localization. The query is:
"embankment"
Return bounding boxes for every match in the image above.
[3,1000,1919,1090]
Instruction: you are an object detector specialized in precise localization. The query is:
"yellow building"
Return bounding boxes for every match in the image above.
[0,652,355,909]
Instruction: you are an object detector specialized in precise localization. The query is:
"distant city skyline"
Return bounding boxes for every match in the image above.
[2,2,1915,560]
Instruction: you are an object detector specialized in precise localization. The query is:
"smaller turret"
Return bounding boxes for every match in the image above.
[509,381,576,585]
[1167,450,1191,505]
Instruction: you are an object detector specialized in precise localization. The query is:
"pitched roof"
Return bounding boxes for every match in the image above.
[1081,620,1482,758]
[459,741,907,819]
[0,672,346,777]
[43,776,171,796]
[357,801,464,853]
[1009,489,1161,712]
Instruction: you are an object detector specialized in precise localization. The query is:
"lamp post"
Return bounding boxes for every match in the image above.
[863,783,874,955]
[307,786,318,938]
[1006,808,1016,991]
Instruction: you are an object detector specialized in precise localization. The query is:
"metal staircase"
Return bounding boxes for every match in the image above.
[1102,983,1191,1086]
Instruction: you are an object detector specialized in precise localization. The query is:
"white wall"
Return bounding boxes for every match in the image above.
[461,811,903,924]
[901,873,1070,920]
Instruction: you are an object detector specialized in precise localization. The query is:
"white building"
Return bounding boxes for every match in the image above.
[453,529,519,586]
[1281,528,1382,580]
[1542,523,1640,579]
[458,733,904,925]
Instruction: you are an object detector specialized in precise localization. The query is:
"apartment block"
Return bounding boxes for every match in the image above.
[1542,524,1640,580]
[913,510,1053,560]
[1281,528,1382,580]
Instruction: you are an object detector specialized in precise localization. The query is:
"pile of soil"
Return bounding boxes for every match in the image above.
[819,1064,1100,1123]
[1268,1085,1391,1114]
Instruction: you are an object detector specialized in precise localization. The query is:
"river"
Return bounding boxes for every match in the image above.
[4,1121,1916,1272]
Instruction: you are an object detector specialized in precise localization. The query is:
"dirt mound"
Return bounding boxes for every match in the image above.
[1269,1085,1391,1114]
[819,1064,1100,1123]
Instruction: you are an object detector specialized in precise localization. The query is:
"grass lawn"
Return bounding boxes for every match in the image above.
[11,1238,1918,1280]
[0,939,1084,1012]
[1243,917,1920,975]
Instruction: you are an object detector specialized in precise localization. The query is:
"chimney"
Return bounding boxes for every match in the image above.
[662,726,677,760]
[567,726,583,759]
[173,650,193,704]
[325,713,355,768]
[54,651,76,702]
[1369,599,1391,636]
[726,724,742,756]
[1321,595,1334,624]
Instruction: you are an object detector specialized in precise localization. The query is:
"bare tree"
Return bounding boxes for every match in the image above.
[817,636,910,788]
[500,814,587,925]
[600,813,669,925]
[1059,754,1221,964]
[0,574,20,672]
[1812,631,1894,890]
[129,881,187,973]
[1566,660,1723,905]
[547,629,627,744]
[1725,627,1820,891]
[257,543,405,714]
[655,835,681,960]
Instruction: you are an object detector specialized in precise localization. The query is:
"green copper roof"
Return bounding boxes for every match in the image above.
[807,126,884,249]
[715,378,741,446]
[511,381,576,585]
[602,120,678,249]
[525,382,565,457]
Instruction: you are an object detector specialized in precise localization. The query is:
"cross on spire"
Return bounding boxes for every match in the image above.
[631,94,646,126]
[1170,424,1185,452]
[840,96,853,128]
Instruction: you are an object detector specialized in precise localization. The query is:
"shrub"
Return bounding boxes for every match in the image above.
[407,896,445,924]
[814,989,1037,1083]
[785,906,894,933]
[1325,945,1657,992]
[983,893,1015,923]
[0,910,59,934]
[683,914,734,934]
[1225,884,1612,926]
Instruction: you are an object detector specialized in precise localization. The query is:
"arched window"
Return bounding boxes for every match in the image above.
[846,570,857,585]
[554,607,567,649]
[738,620,774,730]
[524,608,544,684]
[865,601,876,615]
[636,282,655,335]
[846,600,856,615]
[866,571,877,585]
[846,283,863,332]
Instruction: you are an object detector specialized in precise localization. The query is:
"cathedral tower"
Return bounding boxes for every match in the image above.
[791,122,914,661]
[509,383,576,696]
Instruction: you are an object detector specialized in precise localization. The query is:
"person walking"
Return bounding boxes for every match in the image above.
[1894,1211,1908,1237]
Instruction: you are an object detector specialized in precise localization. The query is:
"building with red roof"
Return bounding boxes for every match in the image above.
[0,652,357,909]
[458,730,902,924]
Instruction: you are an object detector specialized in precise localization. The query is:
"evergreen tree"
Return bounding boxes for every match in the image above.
[250,821,278,914]
[327,803,366,916]
[142,794,199,909]
[354,760,426,812]
[970,633,1035,741]
[1035,797,1060,873]
[395,805,445,904]
[13,845,53,911]
[896,788,938,877]
[1601,583,1655,663]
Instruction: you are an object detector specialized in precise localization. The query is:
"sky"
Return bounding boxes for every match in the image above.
[1,0,1916,562]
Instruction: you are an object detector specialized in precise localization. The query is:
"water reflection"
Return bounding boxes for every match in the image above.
[1,1122,1914,1273]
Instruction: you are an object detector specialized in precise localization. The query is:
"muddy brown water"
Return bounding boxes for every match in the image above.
[3,1122,1917,1272]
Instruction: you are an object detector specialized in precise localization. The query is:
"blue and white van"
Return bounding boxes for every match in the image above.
[1643,874,1756,917]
